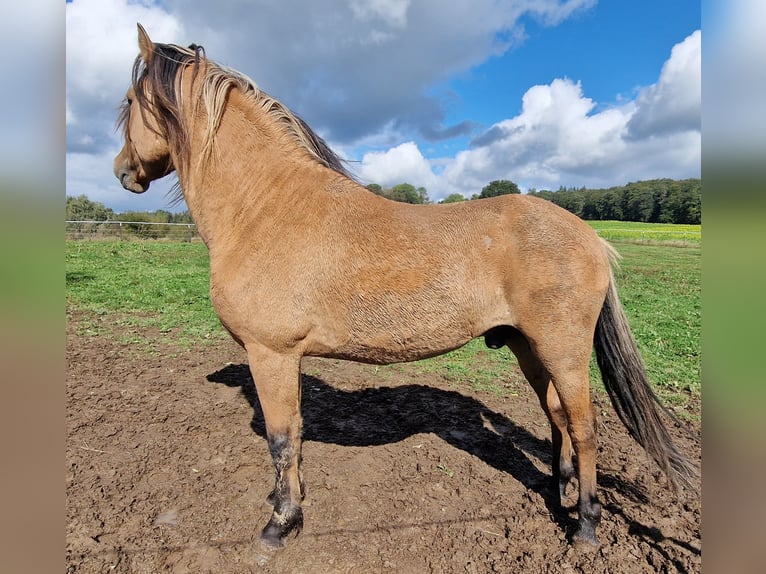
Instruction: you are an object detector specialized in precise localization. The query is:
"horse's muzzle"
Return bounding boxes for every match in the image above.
[114,164,149,194]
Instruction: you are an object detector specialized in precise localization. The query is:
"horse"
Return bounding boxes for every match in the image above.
[114,24,696,552]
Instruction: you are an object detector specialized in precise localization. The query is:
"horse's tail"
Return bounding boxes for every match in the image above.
[593,242,698,492]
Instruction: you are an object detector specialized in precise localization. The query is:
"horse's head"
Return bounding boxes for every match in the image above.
[113,24,175,193]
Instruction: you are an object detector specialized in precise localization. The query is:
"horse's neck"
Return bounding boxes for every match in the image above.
[178,93,335,249]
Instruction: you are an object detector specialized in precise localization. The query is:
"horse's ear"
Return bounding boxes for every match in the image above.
[137,23,155,63]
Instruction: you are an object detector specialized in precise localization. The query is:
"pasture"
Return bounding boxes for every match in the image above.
[588,220,701,244]
[66,235,701,572]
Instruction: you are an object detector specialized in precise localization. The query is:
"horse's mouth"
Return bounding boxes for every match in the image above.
[120,172,149,193]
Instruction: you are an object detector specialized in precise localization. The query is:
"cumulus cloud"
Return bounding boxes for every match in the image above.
[361,31,701,201]
[627,30,701,139]
[357,142,437,189]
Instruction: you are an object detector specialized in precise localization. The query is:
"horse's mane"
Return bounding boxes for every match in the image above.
[118,41,354,203]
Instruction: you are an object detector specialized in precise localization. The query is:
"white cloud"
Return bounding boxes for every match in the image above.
[358,142,437,189]
[350,0,411,29]
[358,31,701,201]
[627,30,701,138]
[66,0,182,99]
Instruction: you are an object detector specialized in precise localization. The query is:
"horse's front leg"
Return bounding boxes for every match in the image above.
[246,344,305,549]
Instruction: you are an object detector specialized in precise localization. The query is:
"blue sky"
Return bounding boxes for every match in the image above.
[66,0,701,212]
[417,0,700,161]
[448,1,699,121]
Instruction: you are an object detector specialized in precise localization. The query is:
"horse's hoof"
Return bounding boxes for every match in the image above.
[253,543,278,566]
[259,507,304,550]
[259,527,286,551]
[572,531,601,551]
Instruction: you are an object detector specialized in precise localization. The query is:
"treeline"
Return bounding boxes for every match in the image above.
[365,178,700,224]
[365,179,520,204]
[365,183,431,204]
[67,176,701,231]
[66,195,196,240]
[66,194,194,223]
[527,178,701,224]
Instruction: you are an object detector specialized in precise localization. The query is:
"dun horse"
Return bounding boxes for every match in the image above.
[114,24,696,550]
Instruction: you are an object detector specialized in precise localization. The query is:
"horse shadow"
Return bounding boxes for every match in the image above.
[206,363,660,544]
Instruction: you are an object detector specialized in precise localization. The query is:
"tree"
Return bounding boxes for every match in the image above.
[363,183,429,203]
[440,193,466,204]
[170,211,194,224]
[478,179,520,199]
[66,195,115,221]
[526,179,700,224]
[390,183,428,204]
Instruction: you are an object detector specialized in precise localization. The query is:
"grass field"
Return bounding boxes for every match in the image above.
[66,232,700,408]
[587,220,701,244]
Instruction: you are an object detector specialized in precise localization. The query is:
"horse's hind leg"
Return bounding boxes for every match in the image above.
[245,344,305,549]
[505,330,575,502]
[507,327,602,546]
[539,350,602,547]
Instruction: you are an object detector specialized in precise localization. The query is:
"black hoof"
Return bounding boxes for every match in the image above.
[572,522,601,550]
[259,507,304,549]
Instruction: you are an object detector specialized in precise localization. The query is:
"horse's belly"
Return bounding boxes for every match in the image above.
[317,297,483,364]
[323,329,473,365]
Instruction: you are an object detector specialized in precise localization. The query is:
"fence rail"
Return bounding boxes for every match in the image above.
[66,220,200,242]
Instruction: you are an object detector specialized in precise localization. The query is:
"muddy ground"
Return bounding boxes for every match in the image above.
[66,312,701,573]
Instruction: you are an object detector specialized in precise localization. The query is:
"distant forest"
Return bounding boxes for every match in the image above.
[67,177,700,226]
[526,178,701,224]
[368,178,700,224]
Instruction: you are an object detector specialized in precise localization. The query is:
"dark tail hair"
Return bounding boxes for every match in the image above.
[594,247,698,491]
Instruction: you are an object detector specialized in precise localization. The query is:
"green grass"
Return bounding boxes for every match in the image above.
[66,241,223,346]
[607,243,701,400]
[587,220,701,244]
[66,239,700,406]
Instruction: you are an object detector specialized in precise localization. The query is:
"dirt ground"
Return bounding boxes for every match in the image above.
[66,312,701,573]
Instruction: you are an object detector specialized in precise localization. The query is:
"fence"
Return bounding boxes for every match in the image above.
[66,220,200,242]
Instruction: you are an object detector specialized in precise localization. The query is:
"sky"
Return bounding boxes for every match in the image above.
[65,0,702,212]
